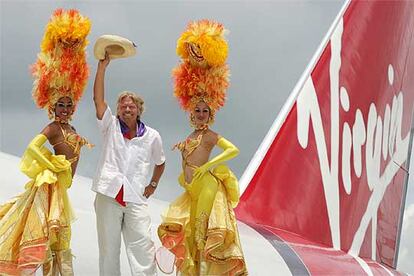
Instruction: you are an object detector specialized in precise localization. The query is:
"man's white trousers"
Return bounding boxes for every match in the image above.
[94,193,157,276]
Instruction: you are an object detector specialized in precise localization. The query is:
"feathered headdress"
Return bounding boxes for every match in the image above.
[173,20,230,123]
[31,9,91,119]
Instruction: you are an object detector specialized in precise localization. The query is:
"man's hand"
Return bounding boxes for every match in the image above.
[143,184,156,198]
[98,52,110,70]
[145,162,164,198]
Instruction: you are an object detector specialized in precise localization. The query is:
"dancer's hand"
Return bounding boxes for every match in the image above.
[192,164,209,180]
[143,185,156,198]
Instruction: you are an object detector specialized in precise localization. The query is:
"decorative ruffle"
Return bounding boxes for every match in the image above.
[173,61,229,113]
[176,20,228,67]
[31,9,91,118]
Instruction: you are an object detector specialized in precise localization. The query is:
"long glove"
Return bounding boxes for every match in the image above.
[192,137,239,180]
[27,134,60,172]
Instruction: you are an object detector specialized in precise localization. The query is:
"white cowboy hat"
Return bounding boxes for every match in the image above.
[94,34,137,60]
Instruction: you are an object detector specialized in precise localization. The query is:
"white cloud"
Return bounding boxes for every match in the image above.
[398,203,414,274]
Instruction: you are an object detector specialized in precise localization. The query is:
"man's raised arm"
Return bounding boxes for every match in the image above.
[93,53,110,119]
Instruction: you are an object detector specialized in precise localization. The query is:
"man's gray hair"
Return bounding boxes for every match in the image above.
[116,91,145,116]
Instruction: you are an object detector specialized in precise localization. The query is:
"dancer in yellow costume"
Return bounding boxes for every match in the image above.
[0,9,92,275]
[158,20,247,275]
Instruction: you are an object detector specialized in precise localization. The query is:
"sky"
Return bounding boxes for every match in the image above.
[0,0,345,202]
[1,0,413,273]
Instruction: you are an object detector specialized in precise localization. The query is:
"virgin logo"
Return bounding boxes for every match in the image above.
[296,18,410,261]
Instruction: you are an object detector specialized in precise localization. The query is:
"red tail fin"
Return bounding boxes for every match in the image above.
[236,0,414,268]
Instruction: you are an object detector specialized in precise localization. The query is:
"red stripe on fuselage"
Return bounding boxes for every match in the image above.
[260,225,399,275]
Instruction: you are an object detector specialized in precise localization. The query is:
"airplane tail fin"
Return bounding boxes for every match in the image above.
[236,0,414,268]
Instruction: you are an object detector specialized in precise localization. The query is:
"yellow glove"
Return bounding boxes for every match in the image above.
[27,134,60,172]
[193,137,239,180]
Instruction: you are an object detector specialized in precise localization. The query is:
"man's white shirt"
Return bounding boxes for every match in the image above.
[92,107,165,204]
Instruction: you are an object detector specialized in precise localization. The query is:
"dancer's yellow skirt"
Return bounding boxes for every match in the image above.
[158,165,247,275]
[0,147,74,275]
